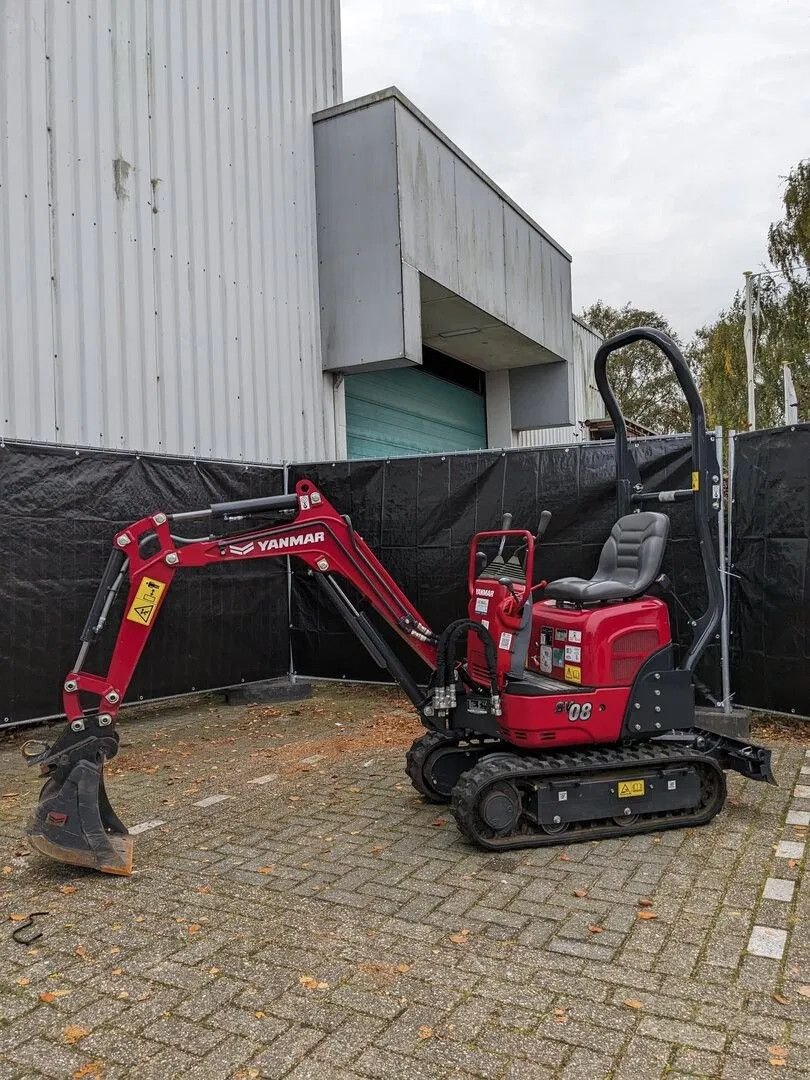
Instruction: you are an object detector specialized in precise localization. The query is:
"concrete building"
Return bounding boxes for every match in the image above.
[0,0,603,465]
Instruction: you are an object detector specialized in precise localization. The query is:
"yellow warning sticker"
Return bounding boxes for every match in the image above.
[564,664,582,684]
[126,576,166,626]
[618,779,645,798]
[691,471,700,491]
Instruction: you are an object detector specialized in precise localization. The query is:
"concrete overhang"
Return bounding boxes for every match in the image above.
[313,88,574,377]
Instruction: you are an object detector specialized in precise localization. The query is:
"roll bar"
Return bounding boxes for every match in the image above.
[594,327,723,673]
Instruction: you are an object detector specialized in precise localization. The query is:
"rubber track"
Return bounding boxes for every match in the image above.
[406,731,504,803]
[451,741,726,851]
[406,731,459,803]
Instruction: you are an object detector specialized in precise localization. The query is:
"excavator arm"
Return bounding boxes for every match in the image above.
[24,478,439,875]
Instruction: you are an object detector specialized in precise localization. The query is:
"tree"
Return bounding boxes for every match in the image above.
[693,159,810,429]
[580,301,691,433]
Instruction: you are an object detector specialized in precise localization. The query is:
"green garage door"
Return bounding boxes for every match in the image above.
[345,367,487,459]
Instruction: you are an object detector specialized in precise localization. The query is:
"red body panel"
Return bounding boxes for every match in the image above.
[498,686,631,747]
[527,598,670,688]
[467,579,526,686]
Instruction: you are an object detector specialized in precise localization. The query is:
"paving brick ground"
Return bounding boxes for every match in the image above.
[1,685,808,1080]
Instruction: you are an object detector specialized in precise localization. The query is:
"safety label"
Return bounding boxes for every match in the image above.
[552,648,564,667]
[498,632,513,651]
[564,664,581,684]
[475,597,489,614]
[618,779,645,798]
[555,629,567,642]
[539,645,553,673]
[564,644,581,663]
[568,629,582,643]
[126,576,166,626]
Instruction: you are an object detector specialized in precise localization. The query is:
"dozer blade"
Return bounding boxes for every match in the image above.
[27,759,133,876]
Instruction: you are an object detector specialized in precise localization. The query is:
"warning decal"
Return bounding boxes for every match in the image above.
[564,664,581,684]
[618,779,645,798]
[126,576,166,626]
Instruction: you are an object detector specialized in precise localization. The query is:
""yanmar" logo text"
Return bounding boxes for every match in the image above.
[227,531,325,557]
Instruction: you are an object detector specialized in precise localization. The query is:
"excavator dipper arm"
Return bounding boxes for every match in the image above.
[24,479,438,875]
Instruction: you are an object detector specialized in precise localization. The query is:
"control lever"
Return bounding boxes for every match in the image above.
[496,512,513,559]
[475,550,488,577]
[498,576,521,605]
[536,510,552,541]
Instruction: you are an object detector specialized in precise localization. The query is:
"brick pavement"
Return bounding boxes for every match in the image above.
[0,685,808,1080]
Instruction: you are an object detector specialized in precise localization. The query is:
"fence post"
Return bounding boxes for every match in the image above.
[715,426,732,714]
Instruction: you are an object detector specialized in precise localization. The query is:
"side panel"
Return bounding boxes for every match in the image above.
[2,0,341,462]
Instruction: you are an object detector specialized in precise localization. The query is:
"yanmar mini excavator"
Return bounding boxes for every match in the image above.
[23,329,774,875]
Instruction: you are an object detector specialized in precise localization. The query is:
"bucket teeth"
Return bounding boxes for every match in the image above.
[26,759,133,876]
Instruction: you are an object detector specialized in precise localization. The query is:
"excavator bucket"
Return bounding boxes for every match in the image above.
[23,723,133,876]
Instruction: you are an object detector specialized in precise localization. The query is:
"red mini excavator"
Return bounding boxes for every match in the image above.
[23,329,774,875]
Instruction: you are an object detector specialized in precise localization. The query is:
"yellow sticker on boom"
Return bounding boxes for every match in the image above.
[564,664,582,684]
[618,779,645,798]
[691,471,700,491]
[126,576,166,626]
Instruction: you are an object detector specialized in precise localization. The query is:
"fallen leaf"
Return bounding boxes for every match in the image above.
[573,889,588,898]
[396,963,411,973]
[637,911,658,921]
[418,1025,434,1040]
[2,866,12,874]
[769,1047,789,1057]
[449,929,470,944]
[39,990,71,1003]
[431,819,446,828]
[187,924,202,935]
[197,885,211,894]
[623,999,643,1010]
[208,967,220,976]
[552,1007,568,1024]
[369,846,384,856]
[299,975,329,991]
[257,866,274,875]
[9,913,29,922]
[111,968,123,976]
[773,993,791,1005]
[255,1010,267,1019]
[16,976,30,986]
[587,924,604,934]
[63,1026,90,1046]
[117,991,129,1000]
[638,897,654,907]
[798,986,810,998]
[73,1065,104,1080]
[74,945,92,962]
[788,859,799,869]
[559,853,570,862]
[134,916,145,923]
[1,792,19,798]
[769,1060,786,1069]
[59,885,77,895]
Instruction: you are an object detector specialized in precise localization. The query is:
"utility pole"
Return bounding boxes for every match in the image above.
[743,271,756,430]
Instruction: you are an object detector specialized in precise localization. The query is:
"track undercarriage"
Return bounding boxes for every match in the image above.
[406,727,772,850]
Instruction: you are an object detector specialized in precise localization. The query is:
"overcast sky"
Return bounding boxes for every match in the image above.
[340,0,810,340]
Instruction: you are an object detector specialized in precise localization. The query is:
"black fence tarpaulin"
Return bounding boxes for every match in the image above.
[730,424,810,716]
[1,441,289,726]
[289,437,721,696]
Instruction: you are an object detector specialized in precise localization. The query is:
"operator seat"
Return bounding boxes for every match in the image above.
[544,512,669,604]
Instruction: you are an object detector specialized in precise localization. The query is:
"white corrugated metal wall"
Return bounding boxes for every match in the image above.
[0,0,341,461]
[515,316,604,448]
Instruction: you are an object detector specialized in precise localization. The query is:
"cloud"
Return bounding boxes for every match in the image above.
[341,0,810,338]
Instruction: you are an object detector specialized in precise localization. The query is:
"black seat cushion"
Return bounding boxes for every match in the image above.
[544,512,669,604]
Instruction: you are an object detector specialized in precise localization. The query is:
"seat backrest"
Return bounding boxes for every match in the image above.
[594,512,670,594]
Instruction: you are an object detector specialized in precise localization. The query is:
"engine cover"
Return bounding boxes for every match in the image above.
[527,597,671,688]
